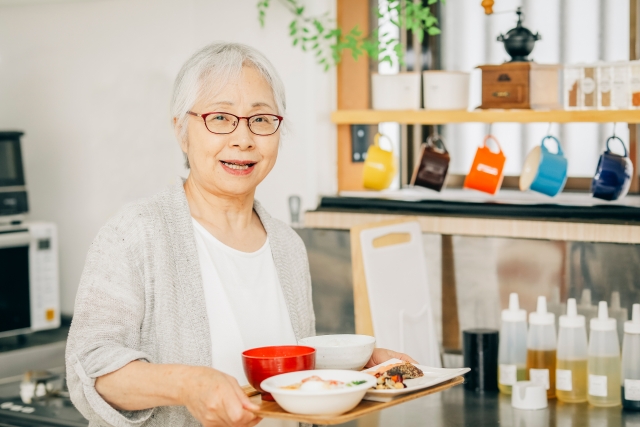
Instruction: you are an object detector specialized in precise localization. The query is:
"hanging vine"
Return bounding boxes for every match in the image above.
[257,0,443,71]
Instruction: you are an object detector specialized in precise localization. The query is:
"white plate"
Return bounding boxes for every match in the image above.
[362,358,470,402]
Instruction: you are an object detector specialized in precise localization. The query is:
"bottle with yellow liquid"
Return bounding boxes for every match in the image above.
[498,293,527,394]
[527,296,557,399]
[556,298,588,402]
[588,301,621,407]
[622,304,640,410]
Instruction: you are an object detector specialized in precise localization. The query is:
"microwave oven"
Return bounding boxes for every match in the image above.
[0,131,29,223]
[0,222,60,338]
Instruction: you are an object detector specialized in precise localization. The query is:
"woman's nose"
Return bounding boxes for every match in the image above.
[230,119,255,149]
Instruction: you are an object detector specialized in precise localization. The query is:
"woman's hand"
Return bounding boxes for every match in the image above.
[180,366,262,427]
[365,348,419,368]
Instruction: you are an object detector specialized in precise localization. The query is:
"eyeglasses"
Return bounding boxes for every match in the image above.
[187,111,283,136]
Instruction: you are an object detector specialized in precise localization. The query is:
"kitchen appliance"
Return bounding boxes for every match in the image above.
[0,132,29,224]
[496,7,540,62]
[478,62,561,109]
[0,222,60,339]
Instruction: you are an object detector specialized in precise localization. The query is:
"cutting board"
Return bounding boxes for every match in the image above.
[358,221,441,367]
[247,376,464,425]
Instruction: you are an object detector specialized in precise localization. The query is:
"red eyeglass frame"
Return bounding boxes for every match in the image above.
[186,111,284,136]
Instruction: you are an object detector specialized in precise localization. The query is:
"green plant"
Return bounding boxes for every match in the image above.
[257,0,443,71]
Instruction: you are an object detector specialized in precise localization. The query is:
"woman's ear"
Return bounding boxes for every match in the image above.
[173,116,188,155]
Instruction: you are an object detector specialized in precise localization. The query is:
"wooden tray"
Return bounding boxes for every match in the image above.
[246,376,464,425]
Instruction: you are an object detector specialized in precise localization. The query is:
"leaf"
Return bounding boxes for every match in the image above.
[426,15,438,27]
[427,26,441,35]
[428,0,438,3]
[313,19,324,33]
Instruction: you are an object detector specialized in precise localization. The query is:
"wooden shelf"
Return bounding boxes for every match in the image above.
[304,211,640,245]
[331,109,640,124]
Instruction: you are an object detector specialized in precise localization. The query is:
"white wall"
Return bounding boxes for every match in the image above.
[0,0,337,315]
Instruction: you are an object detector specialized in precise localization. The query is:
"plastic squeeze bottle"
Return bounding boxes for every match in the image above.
[556,298,588,402]
[547,287,566,332]
[578,289,598,338]
[527,296,557,399]
[588,301,621,407]
[610,291,628,346]
[622,304,640,410]
[498,293,527,394]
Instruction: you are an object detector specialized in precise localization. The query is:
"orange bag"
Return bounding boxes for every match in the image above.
[463,135,506,195]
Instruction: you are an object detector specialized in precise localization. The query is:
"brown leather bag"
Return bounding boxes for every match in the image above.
[411,135,450,192]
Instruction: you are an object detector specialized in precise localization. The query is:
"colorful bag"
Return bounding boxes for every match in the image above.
[463,135,506,195]
[411,135,450,192]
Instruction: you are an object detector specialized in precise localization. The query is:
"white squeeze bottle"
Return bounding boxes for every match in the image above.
[498,293,527,394]
[556,298,588,403]
[578,289,598,338]
[622,304,640,411]
[588,301,621,407]
[526,296,557,399]
[610,291,628,346]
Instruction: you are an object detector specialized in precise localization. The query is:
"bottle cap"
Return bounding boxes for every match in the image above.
[580,289,592,307]
[502,293,527,322]
[529,296,555,325]
[590,301,617,331]
[511,381,548,410]
[611,291,621,311]
[559,298,585,328]
[625,304,640,334]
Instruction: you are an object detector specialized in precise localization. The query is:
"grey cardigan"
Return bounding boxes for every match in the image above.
[66,180,316,427]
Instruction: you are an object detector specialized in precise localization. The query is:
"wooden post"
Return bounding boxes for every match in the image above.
[337,0,370,191]
[441,234,460,351]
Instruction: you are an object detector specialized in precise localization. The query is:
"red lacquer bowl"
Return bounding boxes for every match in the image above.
[242,345,316,401]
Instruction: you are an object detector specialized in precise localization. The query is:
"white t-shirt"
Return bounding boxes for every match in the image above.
[192,218,297,386]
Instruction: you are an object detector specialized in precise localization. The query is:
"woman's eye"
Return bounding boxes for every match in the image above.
[253,116,270,123]
[212,115,227,121]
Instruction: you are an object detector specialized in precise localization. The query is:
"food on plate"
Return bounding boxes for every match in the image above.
[280,375,368,391]
[367,362,424,390]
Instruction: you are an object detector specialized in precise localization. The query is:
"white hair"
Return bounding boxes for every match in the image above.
[171,42,287,166]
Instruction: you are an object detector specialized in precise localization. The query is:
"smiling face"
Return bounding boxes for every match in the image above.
[179,65,281,199]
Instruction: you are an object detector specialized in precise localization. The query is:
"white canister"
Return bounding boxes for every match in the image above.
[611,61,630,109]
[371,72,421,110]
[630,60,640,109]
[422,71,470,110]
[597,62,613,110]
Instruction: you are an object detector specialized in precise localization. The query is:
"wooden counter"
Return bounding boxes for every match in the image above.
[304,192,640,244]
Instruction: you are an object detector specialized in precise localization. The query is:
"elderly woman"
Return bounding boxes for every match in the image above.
[66,42,415,427]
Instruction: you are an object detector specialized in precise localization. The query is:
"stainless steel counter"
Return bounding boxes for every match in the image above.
[336,386,640,427]
[2,374,639,427]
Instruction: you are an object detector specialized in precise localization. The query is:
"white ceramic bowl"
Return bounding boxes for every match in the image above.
[297,334,376,370]
[260,369,376,416]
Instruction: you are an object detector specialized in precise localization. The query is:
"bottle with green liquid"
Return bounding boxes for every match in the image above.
[556,298,588,403]
[498,293,527,394]
[588,301,621,407]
